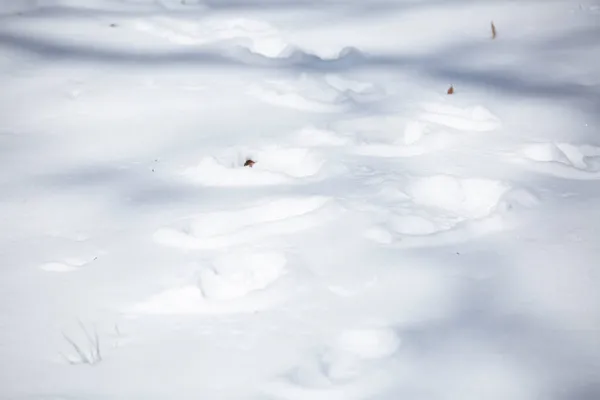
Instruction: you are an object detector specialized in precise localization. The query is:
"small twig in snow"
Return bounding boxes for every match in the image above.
[62,332,91,365]
[61,321,102,365]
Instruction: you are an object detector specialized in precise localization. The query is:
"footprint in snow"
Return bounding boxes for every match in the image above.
[514,142,600,179]
[263,327,401,399]
[198,251,287,300]
[247,73,383,113]
[154,196,343,250]
[365,175,539,247]
[338,116,451,157]
[181,145,331,186]
[129,251,295,315]
[130,16,290,58]
[342,103,500,158]
[39,254,100,273]
[38,236,103,272]
[406,175,511,220]
[417,102,501,132]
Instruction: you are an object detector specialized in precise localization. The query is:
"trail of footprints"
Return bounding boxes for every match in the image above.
[140,194,345,315]
[133,77,544,398]
[134,60,548,397]
[42,14,600,397]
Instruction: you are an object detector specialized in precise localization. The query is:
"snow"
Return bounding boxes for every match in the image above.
[1,0,600,398]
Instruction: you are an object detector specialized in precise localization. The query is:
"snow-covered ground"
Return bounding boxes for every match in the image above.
[1,0,600,398]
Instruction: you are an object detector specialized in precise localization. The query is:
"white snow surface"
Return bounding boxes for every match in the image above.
[1,0,600,398]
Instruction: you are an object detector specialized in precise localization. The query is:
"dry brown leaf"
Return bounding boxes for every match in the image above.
[447,85,454,95]
[491,21,497,39]
[244,159,256,168]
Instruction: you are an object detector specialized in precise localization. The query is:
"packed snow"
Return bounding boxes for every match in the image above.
[1,0,599,399]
